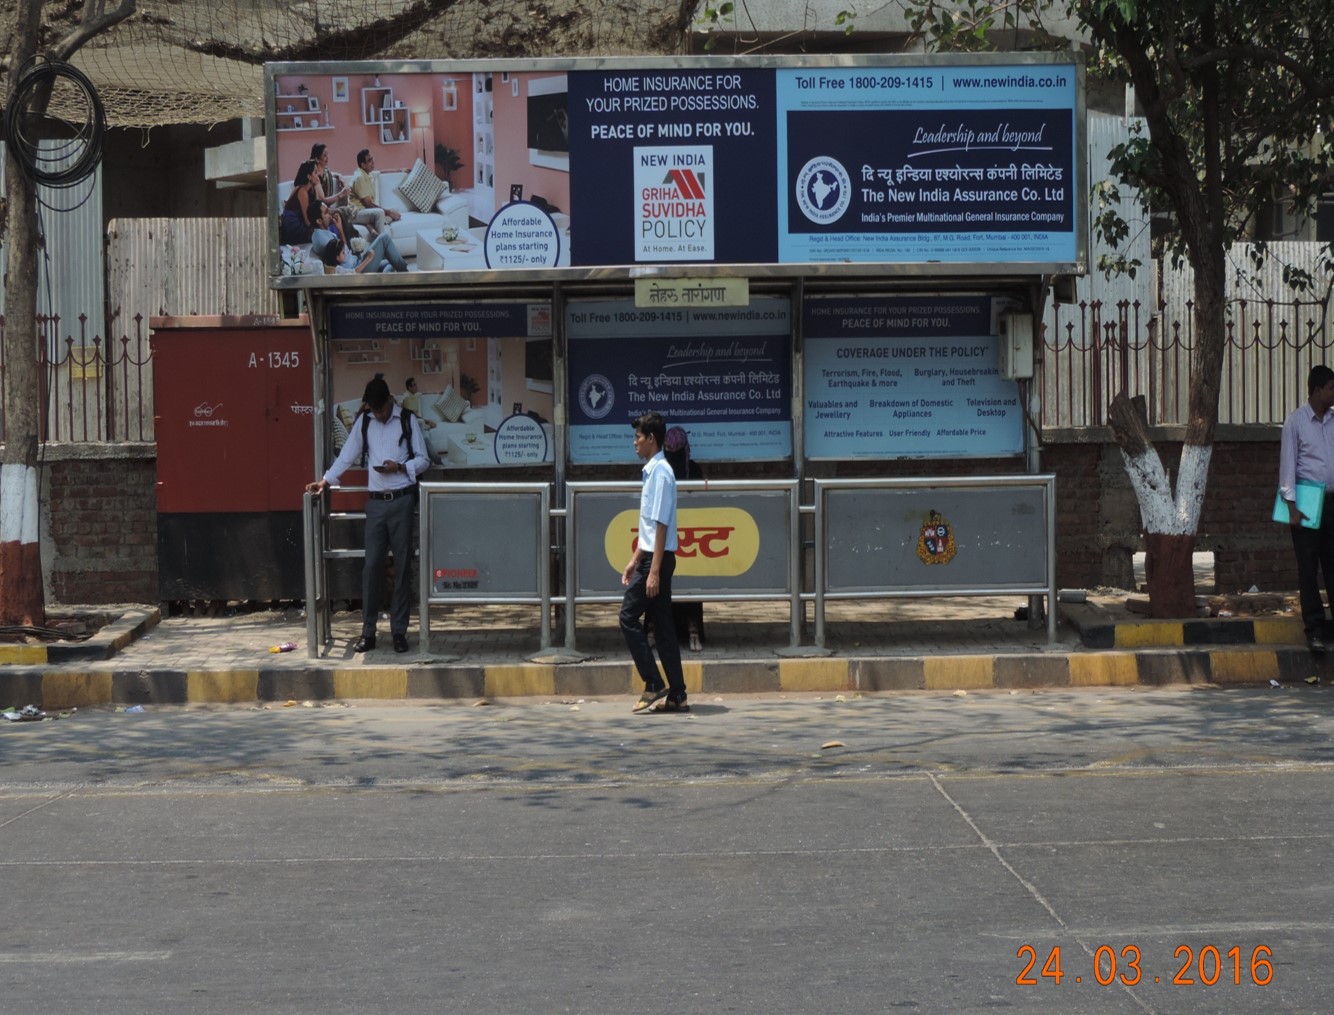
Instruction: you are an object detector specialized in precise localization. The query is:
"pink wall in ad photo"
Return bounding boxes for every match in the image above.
[273,72,474,187]
[493,73,571,216]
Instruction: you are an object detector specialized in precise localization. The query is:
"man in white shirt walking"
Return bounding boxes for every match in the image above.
[620,411,688,713]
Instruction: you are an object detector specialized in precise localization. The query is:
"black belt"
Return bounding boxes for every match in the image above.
[369,487,415,501]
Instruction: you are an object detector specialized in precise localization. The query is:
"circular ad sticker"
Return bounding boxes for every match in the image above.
[484,203,562,269]
[493,413,550,464]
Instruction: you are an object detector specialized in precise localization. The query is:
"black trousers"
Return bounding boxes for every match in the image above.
[362,491,415,637]
[619,552,685,696]
[1290,493,1334,637]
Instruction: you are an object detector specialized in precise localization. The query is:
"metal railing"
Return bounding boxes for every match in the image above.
[3,294,1330,444]
[1041,295,1332,429]
[0,311,155,443]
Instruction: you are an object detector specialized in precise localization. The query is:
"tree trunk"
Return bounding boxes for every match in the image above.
[1143,532,1197,617]
[0,0,46,627]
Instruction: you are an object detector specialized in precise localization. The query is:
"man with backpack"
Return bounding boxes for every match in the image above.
[306,374,429,654]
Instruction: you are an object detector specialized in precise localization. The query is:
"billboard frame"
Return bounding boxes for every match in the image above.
[265,51,1087,288]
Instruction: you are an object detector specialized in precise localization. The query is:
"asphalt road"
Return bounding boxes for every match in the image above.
[2,686,1332,1014]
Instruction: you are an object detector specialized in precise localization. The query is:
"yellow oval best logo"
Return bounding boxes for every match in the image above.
[603,507,761,577]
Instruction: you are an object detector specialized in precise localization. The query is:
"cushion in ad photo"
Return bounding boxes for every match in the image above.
[396,158,447,214]
[434,387,471,423]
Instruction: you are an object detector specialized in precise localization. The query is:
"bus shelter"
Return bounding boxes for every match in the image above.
[268,52,1086,657]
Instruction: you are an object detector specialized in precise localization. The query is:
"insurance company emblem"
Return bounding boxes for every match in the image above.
[795,156,851,225]
[578,374,614,420]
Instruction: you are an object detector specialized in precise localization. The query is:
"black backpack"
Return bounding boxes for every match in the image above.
[358,406,416,467]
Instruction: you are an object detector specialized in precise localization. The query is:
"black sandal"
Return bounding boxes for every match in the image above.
[633,687,668,713]
[660,695,690,713]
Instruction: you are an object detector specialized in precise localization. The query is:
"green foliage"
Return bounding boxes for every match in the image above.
[901,0,1334,287]
[695,1,736,51]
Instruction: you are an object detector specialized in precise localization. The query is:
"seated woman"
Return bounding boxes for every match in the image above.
[311,229,408,274]
[279,160,318,245]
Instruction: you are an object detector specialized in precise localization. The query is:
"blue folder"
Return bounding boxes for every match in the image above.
[1273,479,1325,529]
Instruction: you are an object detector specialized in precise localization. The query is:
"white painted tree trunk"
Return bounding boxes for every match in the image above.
[1120,443,1212,535]
[0,463,41,624]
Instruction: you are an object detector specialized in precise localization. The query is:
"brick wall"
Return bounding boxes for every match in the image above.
[28,432,1291,607]
[1044,427,1292,594]
[40,446,157,604]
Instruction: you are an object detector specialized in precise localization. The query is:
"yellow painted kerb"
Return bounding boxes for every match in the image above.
[779,658,852,693]
[484,665,556,699]
[0,645,47,665]
[1252,618,1304,645]
[41,672,113,708]
[1115,623,1185,648]
[1069,653,1139,687]
[1209,650,1280,684]
[188,671,259,703]
[334,668,409,699]
[924,655,994,690]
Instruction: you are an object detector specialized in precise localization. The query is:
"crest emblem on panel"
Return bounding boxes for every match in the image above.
[916,510,956,565]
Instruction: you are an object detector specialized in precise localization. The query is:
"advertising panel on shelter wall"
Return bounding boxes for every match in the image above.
[565,297,793,464]
[266,54,1084,283]
[325,301,555,469]
[802,296,1023,459]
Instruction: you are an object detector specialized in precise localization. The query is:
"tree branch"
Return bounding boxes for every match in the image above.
[52,0,138,62]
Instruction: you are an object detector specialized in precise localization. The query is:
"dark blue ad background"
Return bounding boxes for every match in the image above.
[566,333,790,428]
[786,108,1074,234]
[567,69,777,266]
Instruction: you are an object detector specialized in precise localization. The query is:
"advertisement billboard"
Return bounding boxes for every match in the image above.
[267,54,1084,283]
[325,301,555,470]
[802,295,1023,459]
[565,296,793,464]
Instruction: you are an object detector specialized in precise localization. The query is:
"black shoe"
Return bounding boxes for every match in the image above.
[1309,635,1327,654]
[353,635,377,653]
[661,694,690,713]
[393,633,409,653]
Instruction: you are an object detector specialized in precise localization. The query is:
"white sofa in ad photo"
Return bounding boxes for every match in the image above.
[331,388,495,466]
[368,168,471,260]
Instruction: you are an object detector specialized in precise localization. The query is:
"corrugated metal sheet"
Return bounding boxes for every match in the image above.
[100,217,281,443]
[1160,241,1332,424]
[0,140,105,346]
[106,217,280,325]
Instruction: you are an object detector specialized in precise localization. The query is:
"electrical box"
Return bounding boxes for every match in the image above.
[998,311,1034,380]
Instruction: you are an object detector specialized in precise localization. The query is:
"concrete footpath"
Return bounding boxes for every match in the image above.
[2,590,1331,709]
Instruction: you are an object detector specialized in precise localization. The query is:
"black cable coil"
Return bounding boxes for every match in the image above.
[3,57,107,188]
